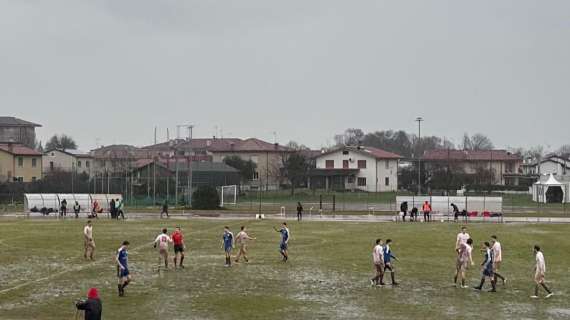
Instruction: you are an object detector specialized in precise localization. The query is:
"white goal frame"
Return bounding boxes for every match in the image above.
[219,185,238,207]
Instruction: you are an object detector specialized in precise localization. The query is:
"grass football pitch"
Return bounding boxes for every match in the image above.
[0,218,569,319]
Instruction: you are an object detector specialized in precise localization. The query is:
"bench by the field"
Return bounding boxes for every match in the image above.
[24,193,123,218]
[395,196,503,222]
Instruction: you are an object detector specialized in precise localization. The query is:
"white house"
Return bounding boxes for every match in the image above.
[43,149,94,177]
[311,146,401,192]
[529,156,569,177]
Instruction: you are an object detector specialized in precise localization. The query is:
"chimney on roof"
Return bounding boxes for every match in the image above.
[230,143,235,151]
[274,142,278,150]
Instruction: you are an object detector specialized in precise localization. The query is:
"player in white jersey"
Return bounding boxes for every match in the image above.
[531,245,553,299]
[154,228,173,270]
[490,235,506,285]
[455,226,470,253]
[83,220,95,260]
[454,238,473,288]
[370,239,385,286]
[235,226,256,263]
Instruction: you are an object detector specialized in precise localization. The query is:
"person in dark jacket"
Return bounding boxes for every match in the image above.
[296,202,303,221]
[451,203,460,222]
[76,287,102,320]
[161,200,169,219]
[109,199,116,219]
[400,201,408,222]
[410,207,419,222]
[60,199,68,217]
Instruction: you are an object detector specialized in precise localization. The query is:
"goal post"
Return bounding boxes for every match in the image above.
[219,185,238,207]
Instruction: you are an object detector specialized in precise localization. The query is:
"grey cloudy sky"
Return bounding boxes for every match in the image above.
[2,0,569,151]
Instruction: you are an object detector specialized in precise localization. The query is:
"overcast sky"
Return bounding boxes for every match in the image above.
[2,0,569,151]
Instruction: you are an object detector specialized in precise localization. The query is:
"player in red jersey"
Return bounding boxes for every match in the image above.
[171,226,186,268]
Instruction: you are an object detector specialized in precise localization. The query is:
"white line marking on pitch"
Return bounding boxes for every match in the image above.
[0,242,153,295]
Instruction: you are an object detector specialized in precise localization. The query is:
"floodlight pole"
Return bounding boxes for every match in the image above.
[416,117,423,195]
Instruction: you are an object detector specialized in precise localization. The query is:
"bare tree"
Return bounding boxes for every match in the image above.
[334,128,365,146]
[462,133,494,150]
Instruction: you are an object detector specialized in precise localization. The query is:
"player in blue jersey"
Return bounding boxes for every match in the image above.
[116,241,131,297]
[221,226,234,267]
[273,222,290,262]
[474,241,496,292]
[381,239,399,286]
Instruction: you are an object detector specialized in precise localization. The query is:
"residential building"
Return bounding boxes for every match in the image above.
[0,143,42,182]
[208,138,290,190]
[311,146,401,192]
[132,159,240,189]
[142,137,290,190]
[0,117,42,148]
[42,149,94,177]
[89,144,141,175]
[422,149,523,186]
[526,155,569,177]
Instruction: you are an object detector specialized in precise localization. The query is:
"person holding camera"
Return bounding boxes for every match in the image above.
[75,287,102,320]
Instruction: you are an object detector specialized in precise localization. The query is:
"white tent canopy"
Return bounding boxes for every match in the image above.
[532,174,569,203]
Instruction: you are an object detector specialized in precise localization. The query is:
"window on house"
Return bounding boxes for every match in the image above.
[343,160,349,169]
[15,177,24,182]
[385,177,390,186]
[86,161,90,168]
[342,150,349,155]
[32,158,37,168]
[50,161,54,170]
[252,172,259,180]
[385,161,389,169]
[357,177,367,186]
[347,176,355,184]
[357,160,367,169]
[77,161,82,168]
[32,177,37,182]
[18,157,23,167]
[325,160,334,169]
[251,156,259,164]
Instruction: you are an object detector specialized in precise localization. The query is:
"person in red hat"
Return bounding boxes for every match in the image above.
[75,287,102,320]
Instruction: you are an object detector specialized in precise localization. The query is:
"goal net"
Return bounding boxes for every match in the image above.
[219,185,238,207]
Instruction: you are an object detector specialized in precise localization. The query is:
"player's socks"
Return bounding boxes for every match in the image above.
[541,284,552,294]
[490,280,496,292]
[174,258,177,267]
[391,273,398,286]
[454,275,458,284]
[474,278,485,290]
[180,256,184,267]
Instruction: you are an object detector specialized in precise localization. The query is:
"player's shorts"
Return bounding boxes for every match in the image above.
[482,265,494,277]
[238,243,247,251]
[84,239,96,249]
[159,248,168,256]
[118,267,130,278]
[224,245,232,253]
[174,244,184,253]
[456,259,469,272]
[374,263,384,272]
[384,262,394,272]
[534,271,545,284]
[280,242,288,251]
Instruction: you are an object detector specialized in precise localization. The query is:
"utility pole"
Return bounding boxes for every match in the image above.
[187,125,194,204]
[416,117,424,195]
